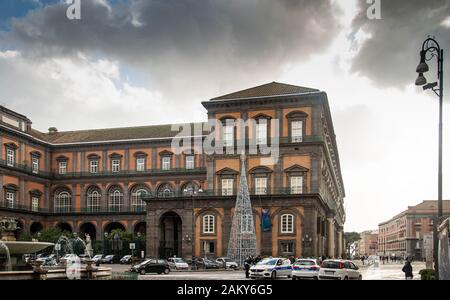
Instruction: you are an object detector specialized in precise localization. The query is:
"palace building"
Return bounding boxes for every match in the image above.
[0,82,346,259]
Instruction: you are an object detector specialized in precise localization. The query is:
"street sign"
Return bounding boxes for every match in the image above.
[55,244,61,251]
[129,243,136,250]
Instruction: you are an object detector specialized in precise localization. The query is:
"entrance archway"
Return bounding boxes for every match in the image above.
[159,212,182,259]
[104,222,126,234]
[80,222,97,241]
[30,222,43,234]
[57,222,72,233]
[134,221,146,236]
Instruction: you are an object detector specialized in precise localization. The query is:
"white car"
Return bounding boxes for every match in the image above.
[167,257,189,270]
[216,257,238,269]
[318,259,362,280]
[292,259,320,280]
[250,258,292,279]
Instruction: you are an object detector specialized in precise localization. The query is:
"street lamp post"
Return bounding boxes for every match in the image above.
[415,36,444,280]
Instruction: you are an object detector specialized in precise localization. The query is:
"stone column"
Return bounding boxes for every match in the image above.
[146,209,158,258]
[327,218,335,258]
[337,230,343,258]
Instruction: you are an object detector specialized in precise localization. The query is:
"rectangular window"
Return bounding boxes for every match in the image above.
[281,214,294,233]
[255,177,267,195]
[89,160,99,174]
[221,178,234,196]
[6,191,15,208]
[6,148,15,167]
[290,176,303,194]
[202,241,215,255]
[111,159,120,173]
[58,161,67,174]
[280,241,294,254]
[291,120,303,142]
[223,125,234,147]
[203,215,215,234]
[161,157,171,170]
[256,122,267,145]
[185,155,195,170]
[136,158,145,172]
[32,157,39,174]
[31,197,39,212]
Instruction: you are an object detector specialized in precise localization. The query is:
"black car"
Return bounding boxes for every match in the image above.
[194,258,221,269]
[101,255,117,264]
[130,259,170,275]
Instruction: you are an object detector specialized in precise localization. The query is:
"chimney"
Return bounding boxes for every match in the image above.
[48,127,58,135]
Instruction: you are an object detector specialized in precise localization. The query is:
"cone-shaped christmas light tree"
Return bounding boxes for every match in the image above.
[226,153,258,266]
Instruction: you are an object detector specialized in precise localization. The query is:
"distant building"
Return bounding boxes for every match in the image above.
[378,200,450,260]
[358,230,378,256]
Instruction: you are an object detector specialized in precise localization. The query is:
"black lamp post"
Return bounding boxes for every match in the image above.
[103,232,108,255]
[415,36,444,280]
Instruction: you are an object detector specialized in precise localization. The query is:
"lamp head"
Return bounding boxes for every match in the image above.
[415,73,427,86]
[416,50,429,73]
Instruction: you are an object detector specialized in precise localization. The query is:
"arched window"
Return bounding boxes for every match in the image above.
[54,191,72,213]
[157,183,174,198]
[280,214,294,234]
[131,188,148,211]
[182,182,200,196]
[108,187,123,212]
[202,215,215,234]
[87,188,101,212]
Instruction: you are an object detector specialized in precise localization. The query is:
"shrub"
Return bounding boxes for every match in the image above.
[419,269,435,280]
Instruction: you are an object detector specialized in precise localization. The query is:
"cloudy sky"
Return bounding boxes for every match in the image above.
[1,0,450,232]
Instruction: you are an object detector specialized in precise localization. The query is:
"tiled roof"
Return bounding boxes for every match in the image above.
[210,82,319,101]
[29,123,206,144]
[408,200,450,212]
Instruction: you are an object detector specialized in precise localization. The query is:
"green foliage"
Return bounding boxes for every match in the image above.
[344,232,361,246]
[37,228,73,244]
[106,229,145,243]
[419,269,435,280]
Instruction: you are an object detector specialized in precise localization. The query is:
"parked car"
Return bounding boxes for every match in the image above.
[101,255,117,264]
[92,254,103,264]
[194,258,221,269]
[318,259,362,280]
[120,255,132,264]
[60,254,79,265]
[36,254,57,266]
[250,258,292,279]
[167,257,189,270]
[78,254,91,263]
[130,259,170,275]
[292,259,320,280]
[216,257,238,269]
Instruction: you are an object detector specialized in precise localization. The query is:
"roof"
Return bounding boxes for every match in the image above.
[379,200,450,226]
[210,82,319,101]
[29,123,206,144]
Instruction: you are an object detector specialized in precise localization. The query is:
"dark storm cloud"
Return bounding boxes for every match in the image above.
[4,0,340,99]
[350,0,450,89]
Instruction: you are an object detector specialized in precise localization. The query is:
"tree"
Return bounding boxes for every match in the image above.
[344,232,361,258]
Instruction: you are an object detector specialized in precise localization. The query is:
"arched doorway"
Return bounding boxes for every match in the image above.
[134,222,146,236]
[104,222,126,234]
[80,222,97,241]
[57,222,73,233]
[30,222,43,234]
[159,212,182,259]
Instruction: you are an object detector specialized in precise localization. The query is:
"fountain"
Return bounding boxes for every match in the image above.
[0,217,112,280]
[0,217,54,271]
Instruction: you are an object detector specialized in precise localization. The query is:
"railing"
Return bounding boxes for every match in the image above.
[0,159,206,179]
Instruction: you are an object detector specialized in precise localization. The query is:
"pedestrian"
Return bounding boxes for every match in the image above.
[361,256,365,265]
[402,257,413,280]
[244,258,251,278]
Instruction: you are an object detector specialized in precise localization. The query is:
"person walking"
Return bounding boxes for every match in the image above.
[402,257,413,280]
[361,256,365,265]
[244,258,251,279]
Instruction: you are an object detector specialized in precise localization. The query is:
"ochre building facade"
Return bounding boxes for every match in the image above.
[0,82,346,260]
